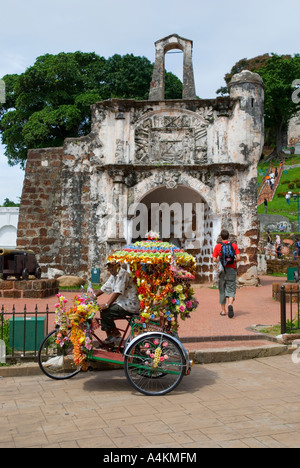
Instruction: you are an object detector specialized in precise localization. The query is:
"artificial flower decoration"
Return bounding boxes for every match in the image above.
[107,236,199,332]
[54,236,199,370]
[54,293,100,370]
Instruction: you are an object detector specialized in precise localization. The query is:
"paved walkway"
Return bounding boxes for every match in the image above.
[0,275,285,348]
[1,354,300,448]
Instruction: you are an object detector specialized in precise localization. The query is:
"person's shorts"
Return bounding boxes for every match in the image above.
[218,268,237,304]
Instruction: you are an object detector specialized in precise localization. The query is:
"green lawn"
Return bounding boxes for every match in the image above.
[258,155,300,222]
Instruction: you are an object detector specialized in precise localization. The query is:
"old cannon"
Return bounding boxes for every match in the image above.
[0,249,41,280]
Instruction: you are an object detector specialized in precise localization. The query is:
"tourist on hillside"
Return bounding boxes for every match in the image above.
[212,229,240,319]
[264,198,268,214]
[275,235,282,258]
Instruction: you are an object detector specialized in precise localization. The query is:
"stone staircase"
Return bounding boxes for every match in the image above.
[257,166,283,205]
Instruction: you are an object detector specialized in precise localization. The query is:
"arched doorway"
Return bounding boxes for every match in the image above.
[0,225,17,248]
[130,185,213,283]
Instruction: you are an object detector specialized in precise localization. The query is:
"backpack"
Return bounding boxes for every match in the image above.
[220,242,235,267]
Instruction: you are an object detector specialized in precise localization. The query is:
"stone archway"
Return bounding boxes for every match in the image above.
[0,225,17,248]
[129,184,213,283]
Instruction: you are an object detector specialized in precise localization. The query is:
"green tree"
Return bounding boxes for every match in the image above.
[217,54,300,159]
[2,198,20,207]
[0,52,182,167]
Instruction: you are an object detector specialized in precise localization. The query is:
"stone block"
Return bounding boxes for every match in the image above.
[2,290,21,298]
[0,281,13,290]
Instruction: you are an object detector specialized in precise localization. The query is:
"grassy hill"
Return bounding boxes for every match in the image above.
[257,154,300,223]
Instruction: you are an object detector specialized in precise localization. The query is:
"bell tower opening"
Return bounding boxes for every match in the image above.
[149,34,196,101]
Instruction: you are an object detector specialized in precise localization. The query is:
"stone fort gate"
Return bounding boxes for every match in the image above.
[17,34,264,285]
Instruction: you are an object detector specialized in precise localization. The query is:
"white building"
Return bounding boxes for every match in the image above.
[0,207,19,248]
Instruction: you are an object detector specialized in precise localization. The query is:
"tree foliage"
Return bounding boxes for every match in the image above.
[1,198,20,207]
[0,51,183,167]
[217,54,300,158]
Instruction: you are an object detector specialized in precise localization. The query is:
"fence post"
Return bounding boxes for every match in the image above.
[281,284,287,334]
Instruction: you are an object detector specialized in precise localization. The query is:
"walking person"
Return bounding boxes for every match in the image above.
[213,229,240,318]
[264,198,268,214]
[275,235,282,258]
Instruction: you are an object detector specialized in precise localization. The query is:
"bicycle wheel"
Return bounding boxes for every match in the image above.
[38,329,81,380]
[124,332,186,396]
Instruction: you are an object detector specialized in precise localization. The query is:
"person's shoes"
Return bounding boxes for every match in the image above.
[228,305,234,319]
[103,335,122,347]
[220,312,226,316]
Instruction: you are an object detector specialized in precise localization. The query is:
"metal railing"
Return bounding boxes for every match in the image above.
[0,304,54,361]
[280,284,300,334]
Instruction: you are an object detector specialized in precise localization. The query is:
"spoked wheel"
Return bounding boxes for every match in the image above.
[38,329,81,380]
[124,332,186,396]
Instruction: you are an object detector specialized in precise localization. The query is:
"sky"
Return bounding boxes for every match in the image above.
[0,0,299,204]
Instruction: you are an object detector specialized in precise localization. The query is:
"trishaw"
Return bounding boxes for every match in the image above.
[38,235,198,396]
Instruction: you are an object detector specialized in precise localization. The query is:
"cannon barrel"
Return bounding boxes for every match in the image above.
[0,248,35,256]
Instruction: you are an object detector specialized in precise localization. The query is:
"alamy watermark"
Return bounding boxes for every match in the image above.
[292,79,300,104]
[0,80,5,104]
[0,339,6,364]
[106,197,205,249]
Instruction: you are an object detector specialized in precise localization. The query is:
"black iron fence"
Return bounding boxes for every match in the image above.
[0,304,54,361]
[280,284,300,334]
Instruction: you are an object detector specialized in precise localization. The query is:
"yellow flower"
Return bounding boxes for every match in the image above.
[174,284,183,293]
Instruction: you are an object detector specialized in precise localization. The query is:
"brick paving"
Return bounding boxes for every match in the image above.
[1,275,300,448]
[0,275,285,345]
[1,354,300,448]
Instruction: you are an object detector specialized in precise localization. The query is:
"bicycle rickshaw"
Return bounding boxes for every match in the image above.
[38,235,198,396]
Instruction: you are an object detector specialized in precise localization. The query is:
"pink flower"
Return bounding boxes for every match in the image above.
[54,303,60,308]
[179,305,185,312]
[185,301,192,309]
[171,299,177,304]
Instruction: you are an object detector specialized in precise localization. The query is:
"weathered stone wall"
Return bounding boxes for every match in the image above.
[288,112,300,146]
[0,279,58,298]
[17,39,264,285]
[267,259,298,275]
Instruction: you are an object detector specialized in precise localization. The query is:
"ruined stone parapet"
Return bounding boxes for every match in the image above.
[149,34,196,101]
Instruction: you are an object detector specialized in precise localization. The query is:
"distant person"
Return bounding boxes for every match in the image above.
[279,223,285,232]
[293,239,300,261]
[286,192,291,205]
[212,229,240,318]
[264,198,268,214]
[275,235,282,258]
[266,231,273,246]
